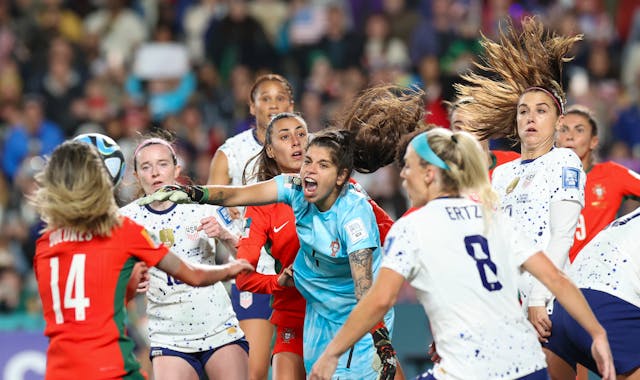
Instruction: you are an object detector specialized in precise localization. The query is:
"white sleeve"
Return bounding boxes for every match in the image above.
[528,200,582,307]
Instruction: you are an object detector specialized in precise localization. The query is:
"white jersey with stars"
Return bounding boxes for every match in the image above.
[382,197,546,379]
[569,207,640,308]
[119,202,244,352]
[492,148,585,310]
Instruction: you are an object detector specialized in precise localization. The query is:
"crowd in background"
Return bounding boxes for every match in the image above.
[1,0,640,330]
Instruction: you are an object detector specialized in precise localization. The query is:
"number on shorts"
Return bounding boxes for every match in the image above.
[464,235,503,292]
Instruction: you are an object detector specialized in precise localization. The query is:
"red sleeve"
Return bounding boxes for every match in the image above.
[235,205,283,294]
[368,199,394,243]
[348,178,395,242]
[121,217,169,267]
[616,163,640,199]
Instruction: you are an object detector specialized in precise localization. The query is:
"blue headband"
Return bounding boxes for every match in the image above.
[410,132,450,170]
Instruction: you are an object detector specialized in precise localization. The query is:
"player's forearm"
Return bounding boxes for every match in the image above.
[530,200,581,306]
[349,248,374,300]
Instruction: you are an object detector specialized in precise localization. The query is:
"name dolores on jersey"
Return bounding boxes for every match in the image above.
[49,228,94,247]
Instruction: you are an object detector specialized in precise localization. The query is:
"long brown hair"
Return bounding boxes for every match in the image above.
[339,84,425,173]
[455,16,582,140]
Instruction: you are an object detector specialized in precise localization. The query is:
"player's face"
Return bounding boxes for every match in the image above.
[556,113,598,162]
[134,144,180,195]
[300,145,347,211]
[267,116,308,174]
[250,81,294,129]
[516,91,559,154]
[450,109,488,152]
[400,146,429,207]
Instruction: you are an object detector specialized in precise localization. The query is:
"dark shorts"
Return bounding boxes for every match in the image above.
[415,368,549,380]
[230,283,273,320]
[149,338,249,379]
[544,289,640,375]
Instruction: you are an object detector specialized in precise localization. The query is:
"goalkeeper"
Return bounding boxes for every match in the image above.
[140,128,402,380]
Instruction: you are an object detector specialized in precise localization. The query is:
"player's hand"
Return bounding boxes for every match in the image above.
[371,325,398,380]
[591,332,616,380]
[138,185,208,205]
[528,306,551,343]
[135,263,150,293]
[277,265,295,287]
[427,341,441,363]
[198,216,235,241]
[222,259,254,281]
[309,351,339,380]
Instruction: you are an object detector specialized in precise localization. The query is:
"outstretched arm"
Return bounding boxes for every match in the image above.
[138,179,279,207]
[523,252,615,380]
[156,251,254,287]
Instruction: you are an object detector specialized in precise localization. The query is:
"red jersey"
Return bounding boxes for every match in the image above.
[35,217,169,380]
[236,203,306,327]
[569,161,640,262]
[489,150,520,178]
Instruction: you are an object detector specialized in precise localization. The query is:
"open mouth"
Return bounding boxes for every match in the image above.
[303,177,318,196]
[292,151,303,159]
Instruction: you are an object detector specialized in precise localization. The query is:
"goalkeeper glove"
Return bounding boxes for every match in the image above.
[138,184,209,205]
[370,322,397,380]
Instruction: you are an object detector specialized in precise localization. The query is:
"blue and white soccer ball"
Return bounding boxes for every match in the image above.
[73,133,126,186]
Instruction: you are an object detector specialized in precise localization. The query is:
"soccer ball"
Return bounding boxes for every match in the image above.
[73,133,126,186]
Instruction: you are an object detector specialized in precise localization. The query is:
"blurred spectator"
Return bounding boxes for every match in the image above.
[0,266,23,313]
[204,0,276,80]
[182,0,227,64]
[126,42,196,121]
[382,0,420,46]
[29,37,85,136]
[249,0,288,46]
[83,0,148,65]
[315,2,363,71]
[362,12,410,73]
[2,95,64,181]
[417,55,449,128]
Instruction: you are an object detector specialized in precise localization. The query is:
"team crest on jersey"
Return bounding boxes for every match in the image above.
[506,177,520,194]
[330,239,340,257]
[239,291,253,309]
[281,328,296,343]
[217,207,233,225]
[158,228,175,247]
[345,218,368,244]
[521,173,536,188]
[562,167,580,189]
[284,175,302,189]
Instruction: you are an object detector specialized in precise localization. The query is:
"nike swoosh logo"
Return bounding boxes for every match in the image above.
[273,221,289,233]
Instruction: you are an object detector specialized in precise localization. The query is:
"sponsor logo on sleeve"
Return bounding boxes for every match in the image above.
[217,207,233,225]
[562,167,580,189]
[345,218,368,245]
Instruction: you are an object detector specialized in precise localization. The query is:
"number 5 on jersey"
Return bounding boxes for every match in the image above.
[49,254,91,324]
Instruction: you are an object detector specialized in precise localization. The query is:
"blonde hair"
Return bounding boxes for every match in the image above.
[421,128,499,226]
[31,141,121,237]
[455,16,582,140]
